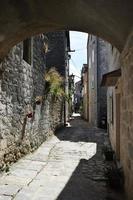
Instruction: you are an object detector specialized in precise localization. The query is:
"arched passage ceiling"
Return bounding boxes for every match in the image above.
[0,0,133,58]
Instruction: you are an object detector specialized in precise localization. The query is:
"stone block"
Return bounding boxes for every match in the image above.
[128,142,133,160]
[0,185,20,196]
[0,33,64,173]
[0,139,7,150]
[0,195,12,200]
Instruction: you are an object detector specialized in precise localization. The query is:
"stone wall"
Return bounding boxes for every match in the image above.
[0,35,64,172]
[45,31,67,77]
[120,38,133,199]
[106,32,133,199]
[45,31,69,123]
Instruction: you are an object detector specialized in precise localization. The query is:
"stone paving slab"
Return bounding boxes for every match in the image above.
[0,118,125,200]
[0,185,20,197]
[0,175,32,187]
[0,196,12,200]
[10,160,46,171]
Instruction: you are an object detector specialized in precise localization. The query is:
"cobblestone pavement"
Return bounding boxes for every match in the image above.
[0,116,125,200]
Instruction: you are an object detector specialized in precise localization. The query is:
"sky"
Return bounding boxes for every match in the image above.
[69,31,88,82]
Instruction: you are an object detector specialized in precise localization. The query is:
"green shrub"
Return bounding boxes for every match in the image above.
[44,68,65,99]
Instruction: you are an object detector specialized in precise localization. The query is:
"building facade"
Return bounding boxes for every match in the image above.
[81,64,89,120]
[101,43,133,199]
[68,74,75,117]
[46,31,70,123]
[74,80,82,113]
[87,35,108,128]
[0,32,69,171]
[101,45,121,161]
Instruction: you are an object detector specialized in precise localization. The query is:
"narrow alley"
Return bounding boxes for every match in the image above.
[0,1,133,198]
[0,116,125,200]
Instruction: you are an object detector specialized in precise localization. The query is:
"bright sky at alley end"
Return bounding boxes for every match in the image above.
[69,31,88,83]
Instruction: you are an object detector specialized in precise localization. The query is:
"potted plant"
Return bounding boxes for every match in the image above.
[102,145,114,161]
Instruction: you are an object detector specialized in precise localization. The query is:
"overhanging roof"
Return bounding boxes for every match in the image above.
[101,69,121,87]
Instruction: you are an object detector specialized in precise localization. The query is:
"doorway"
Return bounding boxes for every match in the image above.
[116,93,121,160]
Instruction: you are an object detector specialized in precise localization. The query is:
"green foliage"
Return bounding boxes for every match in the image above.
[44,68,65,99]
[64,90,73,102]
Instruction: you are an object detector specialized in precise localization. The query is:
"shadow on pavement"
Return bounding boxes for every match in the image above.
[55,117,126,200]
[56,158,124,200]
[55,116,106,143]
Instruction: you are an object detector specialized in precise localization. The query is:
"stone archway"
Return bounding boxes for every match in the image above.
[0,0,133,59]
[0,1,133,199]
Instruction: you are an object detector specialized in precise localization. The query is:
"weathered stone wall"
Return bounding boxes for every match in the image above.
[120,37,133,199]
[0,35,64,171]
[45,31,67,77]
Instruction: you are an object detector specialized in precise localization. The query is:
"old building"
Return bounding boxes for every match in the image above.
[87,35,108,128]
[0,31,70,171]
[74,80,82,113]
[45,31,70,77]
[68,74,75,117]
[87,35,123,163]
[81,64,89,120]
[101,46,121,164]
[101,43,133,199]
[45,31,70,123]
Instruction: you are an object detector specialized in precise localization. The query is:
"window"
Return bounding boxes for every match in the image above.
[23,38,32,64]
